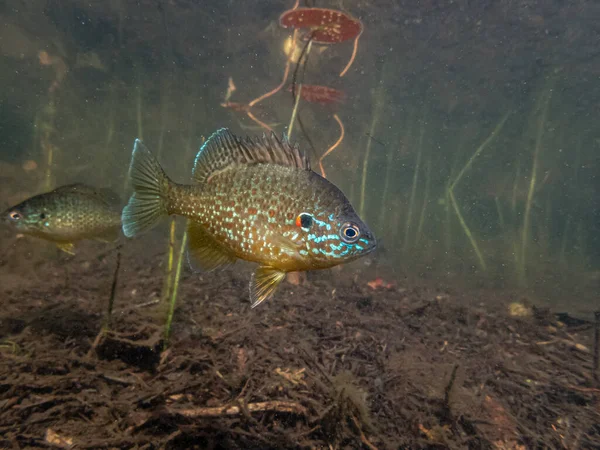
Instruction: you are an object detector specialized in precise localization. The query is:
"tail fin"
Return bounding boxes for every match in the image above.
[121,139,170,238]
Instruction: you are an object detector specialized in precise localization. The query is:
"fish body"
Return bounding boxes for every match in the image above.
[122,128,376,307]
[2,183,122,254]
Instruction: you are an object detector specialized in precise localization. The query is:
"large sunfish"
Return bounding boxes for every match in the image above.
[122,128,376,307]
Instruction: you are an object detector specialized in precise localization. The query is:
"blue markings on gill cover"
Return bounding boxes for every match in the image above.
[313,217,332,231]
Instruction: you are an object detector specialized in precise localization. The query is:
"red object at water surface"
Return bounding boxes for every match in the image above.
[279,8,362,44]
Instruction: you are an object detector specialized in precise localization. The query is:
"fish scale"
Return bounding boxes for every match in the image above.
[122,128,376,307]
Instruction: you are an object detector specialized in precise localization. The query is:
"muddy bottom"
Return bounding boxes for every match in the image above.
[0,236,599,449]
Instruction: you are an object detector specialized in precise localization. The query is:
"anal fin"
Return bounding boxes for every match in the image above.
[56,242,75,255]
[187,221,237,272]
[249,266,286,308]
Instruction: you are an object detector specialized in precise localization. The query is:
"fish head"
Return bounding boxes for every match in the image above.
[291,180,377,268]
[2,198,52,237]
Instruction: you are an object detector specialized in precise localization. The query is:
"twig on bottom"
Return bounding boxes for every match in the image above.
[351,414,378,450]
[169,400,308,418]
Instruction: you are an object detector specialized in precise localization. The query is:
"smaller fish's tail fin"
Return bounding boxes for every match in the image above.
[122,139,170,238]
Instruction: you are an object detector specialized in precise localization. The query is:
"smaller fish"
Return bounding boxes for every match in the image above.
[2,183,122,254]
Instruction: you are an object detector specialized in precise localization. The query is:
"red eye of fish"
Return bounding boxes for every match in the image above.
[295,212,313,230]
[9,211,21,220]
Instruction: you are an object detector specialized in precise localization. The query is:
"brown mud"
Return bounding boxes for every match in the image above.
[0,235,599,450]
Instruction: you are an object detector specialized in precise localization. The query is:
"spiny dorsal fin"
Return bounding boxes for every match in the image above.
[53,183,121,207]
[192,128,310,185]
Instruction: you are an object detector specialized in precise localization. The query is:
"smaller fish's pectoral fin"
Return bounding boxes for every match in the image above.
[93,226,121,243]
[249,266,286,308]
[187,221,237,272]
[56,242,75,255]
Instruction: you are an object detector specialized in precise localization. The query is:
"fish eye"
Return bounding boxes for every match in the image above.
[340,222,360,244]
[9,211,21,221]
[40,213,46,219]
[295,212,313,231]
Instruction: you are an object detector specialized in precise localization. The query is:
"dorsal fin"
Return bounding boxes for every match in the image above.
[192,128,310,185]
[53,183,121,207]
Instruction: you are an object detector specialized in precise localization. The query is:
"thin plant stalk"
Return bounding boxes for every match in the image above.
[156,81,170,161]
[136,84,143,140]
[447,112,511,271]
[101,82,116,181]
[444,129,466,254]
[318,114,344,178]
[359,83,385,218]
[511,159,521,218]
[287,41,312,139]
[103,251,122,330]
[403,112,426,252]
[559,215,571,266]
[164,225,188,349]
[416,156,431,246]
[518,85,553,285]
[495,196,505,231]
[184,97,196,167]
[42,97,57,191]
[248,29,297,109]
[162,218,176,303]
[378,138,395,229]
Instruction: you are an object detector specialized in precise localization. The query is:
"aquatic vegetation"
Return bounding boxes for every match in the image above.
[446,112,511,272]
[279,7,363,77]
[287,84,346,105]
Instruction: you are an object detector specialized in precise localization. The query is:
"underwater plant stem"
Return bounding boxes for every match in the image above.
[103,250,122,330]
[287,42,312,140]
[318,114,345,178]
[511,160,521,218]
[404,113,426,252]
[416,156,432,246]
[448,112,511,272]
[449,189,487,270]
[156,80,170,161]
[249,29,297,109]
[559,215,571,266]
[495,196,505,231]
[43,139,54,192]
[378,141,395,230]
[246,110,275,133]
[518,86,553,286]
[288,84,303,140]
[339,30,362,77]
[359,83,385,219]
[359,117,377,219]
[164,226,188,348]
[136,84,143,140]
[162,218,176,303]
[42,96,57,192]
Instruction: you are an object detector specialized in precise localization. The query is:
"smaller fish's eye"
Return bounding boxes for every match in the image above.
[295,212,313,230]
[40,213,46,220]
[9,211,21,221]
[340,222,360,244]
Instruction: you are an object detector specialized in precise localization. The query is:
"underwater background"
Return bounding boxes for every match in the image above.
[1,1,599,448]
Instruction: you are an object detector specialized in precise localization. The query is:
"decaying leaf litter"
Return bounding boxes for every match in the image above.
[1,237,599,449]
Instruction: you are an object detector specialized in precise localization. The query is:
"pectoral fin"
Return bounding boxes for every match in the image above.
[93,226,121,243]
[187,221,237,272]
[249,266,286,308]
[56,242,75,255]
